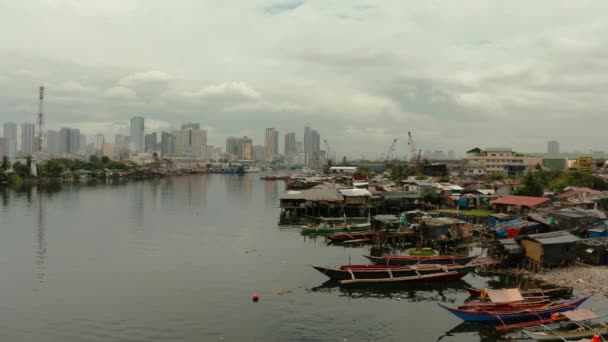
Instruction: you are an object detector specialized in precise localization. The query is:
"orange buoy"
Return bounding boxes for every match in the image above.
[252,293,259,302]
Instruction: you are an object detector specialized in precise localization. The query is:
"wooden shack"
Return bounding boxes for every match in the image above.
[576,238,608,266]
[516,231,580,268]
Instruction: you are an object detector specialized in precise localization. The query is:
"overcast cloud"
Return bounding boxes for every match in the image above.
[1,0,607,158]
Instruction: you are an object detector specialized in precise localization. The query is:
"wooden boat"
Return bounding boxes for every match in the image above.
[310,264,476,281]
[523,309,606,341]
[364,254,477,266]
[495,315,569,331]
[340,270,467,285]
[301,222,371,235]
[327,231,376,242]
[438,296,591,322]
[465,286,572,298]
[260,175,290,181]
[458,299,552,311]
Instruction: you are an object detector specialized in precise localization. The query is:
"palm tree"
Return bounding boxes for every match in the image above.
[0,156,11,172]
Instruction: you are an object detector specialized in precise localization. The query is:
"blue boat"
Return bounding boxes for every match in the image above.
[438,296,590,322]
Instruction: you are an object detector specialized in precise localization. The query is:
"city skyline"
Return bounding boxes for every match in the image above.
[2,2,608,157]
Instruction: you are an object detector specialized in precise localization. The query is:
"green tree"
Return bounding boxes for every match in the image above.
[25,156,32,177]
[550,170,608,191]
[514,172,544,197]
[1,156,11,172]
[389,163,414,181]
[89,155,100,163]
[101,156,110,164]
[488,172,505,181]
[12,162,29,178]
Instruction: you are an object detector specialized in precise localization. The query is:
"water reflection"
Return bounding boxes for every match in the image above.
[438,322,508,342]
[264,180,278,205]
[309,279,468,302]
[35,186,47,283]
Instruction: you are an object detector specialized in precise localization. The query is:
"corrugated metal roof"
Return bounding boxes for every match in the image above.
[477,189,496,195]
[279,188,343,201]
[518,231,580,245]
[339,189,371,197]
[492,195,551,207]
[495,219,539,229]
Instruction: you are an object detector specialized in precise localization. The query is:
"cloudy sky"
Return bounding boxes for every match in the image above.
[1,0,607,158]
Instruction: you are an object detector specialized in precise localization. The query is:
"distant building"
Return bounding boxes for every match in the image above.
[145,132,157,152]
[172,126,207,159]
[79,134,87,155]
[129,116,145,153]
[57,127,80,156]
[101,143,114,159]
[548,140,560,154]
[160,132,175,157]
[206,145,221,161]
[253,145,266,161]
[95,134,105,154]
[225,137,239,160]
[448,149,455,160]
[3,122,17,158]
[181,122,200,130]
[264,128,278,161]
[114,134,130,160]
[465,147,543,177]
[284,132,296,155]
[241,136,253,160]
[303,125,321,165]
[0,138,7,158]
[21,122,36,154]
[46,130,59,156]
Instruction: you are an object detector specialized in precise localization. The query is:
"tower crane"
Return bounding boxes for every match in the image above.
[385,138,398,162]
[323,139,334,163]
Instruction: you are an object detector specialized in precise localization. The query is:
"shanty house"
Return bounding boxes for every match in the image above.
[516,231,580,268]
[492,195,551,215]
[279,188,344,224]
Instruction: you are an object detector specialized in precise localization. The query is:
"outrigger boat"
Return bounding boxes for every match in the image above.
[310,264,476,281]
[364,254,478,266]
[300,222,371,235]
[339,270,468,285]
[465,286,572,298]
[523,309,608,341]
[439,296,591,322]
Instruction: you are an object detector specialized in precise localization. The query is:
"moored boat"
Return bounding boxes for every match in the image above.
[438,296,591,322]
[310,264,476,281]
[364,254,478,266]
[522,309,605,341]
[339,270,466,285]
[301,222,371,235]
[465,286,572,298]
[326,230,376,242]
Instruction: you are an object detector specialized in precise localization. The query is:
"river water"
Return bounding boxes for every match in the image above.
[0,174,603,341]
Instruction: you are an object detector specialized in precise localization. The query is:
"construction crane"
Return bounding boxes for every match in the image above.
[407,131,416,163]
[323,139,334,164]
[384,138,398,161]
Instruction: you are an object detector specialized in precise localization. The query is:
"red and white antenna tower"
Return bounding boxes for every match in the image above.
[36,86,46,154]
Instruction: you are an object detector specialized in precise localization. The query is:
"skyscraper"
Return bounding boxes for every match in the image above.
[3,122,17,158]
[57,127,80,155]
[21,122,36,154]
[79,134,86,154]
[252,145,266,161]
[304,125,312,165]
[265,128,278,161]
[114,134,130,160]
[548,140,560,154]
[172,125,207,159]
[0,138,7,158]
[241,136,253,160]
[47,130,59,156]
[284,132,296,156]
[160,132,175,157]
[226,137,239,159]
[70,129,81,155]
[129,116,145,153]
[145,132,157,152]
[95,134,105,154]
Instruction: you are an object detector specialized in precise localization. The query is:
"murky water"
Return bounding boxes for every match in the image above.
[0,174,604,341]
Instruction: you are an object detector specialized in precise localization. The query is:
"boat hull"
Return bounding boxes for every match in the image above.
[340,270,467,285]
[465,286,572,298]
[301,223,371,235]
[439,296,590,322]
[524,324,608,341]
[364,254,477,266]
[311,264,476,281]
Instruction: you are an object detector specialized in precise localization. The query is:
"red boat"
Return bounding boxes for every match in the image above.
[458,299,551,311]
[465,286,572,298]
[311,264,476,281]
[327,231,375,242]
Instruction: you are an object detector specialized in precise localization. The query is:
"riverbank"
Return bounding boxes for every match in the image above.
[534,265,608,294]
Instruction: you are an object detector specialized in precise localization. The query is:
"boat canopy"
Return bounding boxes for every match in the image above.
[486,289,524,303]
[563,309,598,322]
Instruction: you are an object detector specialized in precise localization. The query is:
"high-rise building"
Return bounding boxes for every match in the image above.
[226,137,239,159]
[70,129,81,155]
[57,127,80,155]
[548,140,560,154]
[311,130,320,163]
[145,132,157,152]
[284,132,296,156]
[101,143,114,159]
[241,136,253,160]
[0,138,7,158]
[253,145,266,161]
[21,122,36,155]
[3,122,17,158]
[172,126,207,159]
[160,132,175,157]
[129,116,145,153]
[114,134,130,160]
[79,134,87,155]
[264,128,278,161]
[95,134,105,154]
[181,123,200,130]
[46,130,59,156]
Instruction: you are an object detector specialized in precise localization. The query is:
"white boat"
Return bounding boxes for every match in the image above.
[244,166,260,173]
[523,309,607,341]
